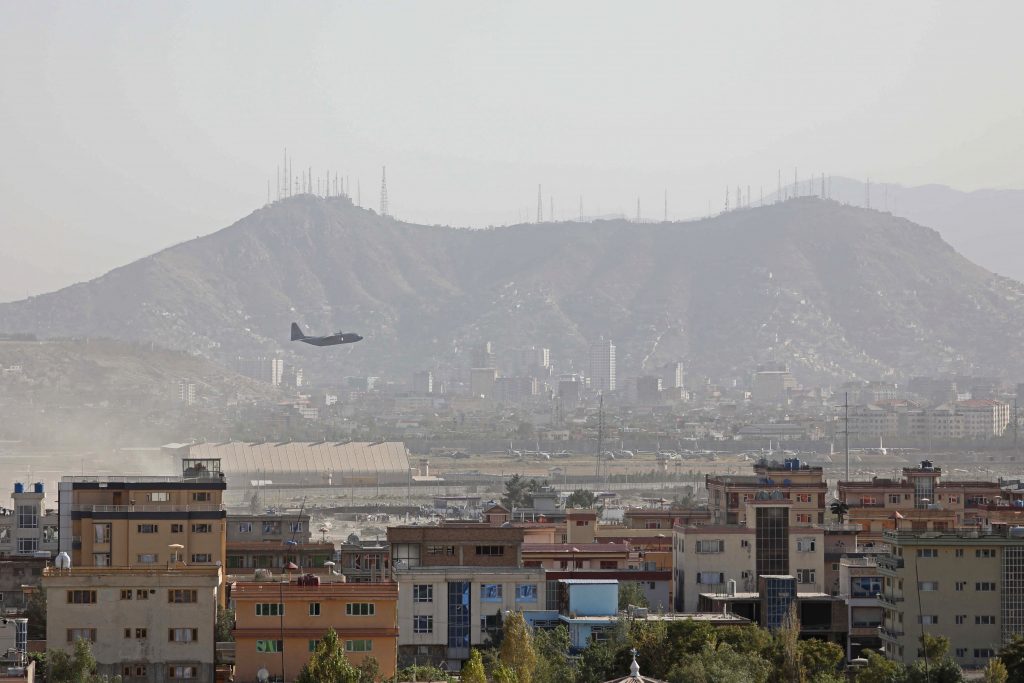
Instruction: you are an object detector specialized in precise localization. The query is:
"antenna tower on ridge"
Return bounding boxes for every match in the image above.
[380,167,389,216]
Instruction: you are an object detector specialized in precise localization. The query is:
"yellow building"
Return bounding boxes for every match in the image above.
[232,577,398,682]
[877,527,1024,669]
[58,459,227,570]
[43,564,222,682]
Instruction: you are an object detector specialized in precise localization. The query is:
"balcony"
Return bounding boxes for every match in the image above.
[876,555,904,571]
[879,626,905,639]
[876,593,904,607]
[72,504,224,513]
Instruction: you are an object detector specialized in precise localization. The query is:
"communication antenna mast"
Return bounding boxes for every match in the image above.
[724,186,729,212]
[777,169,782,203]
[664,188,668,222]
[595,392,604,479]
[380,166,389,216]
[537,185,542,222]
[636,197,641,222]
[736,186,741,210]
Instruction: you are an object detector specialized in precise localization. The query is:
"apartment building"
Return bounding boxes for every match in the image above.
[387,523,543,670]
[58,459,227,570]
[43,565,221,682]
[838,556,883,659]
[225,512,333,571]
[232,576,398,683]
[706,459,827,526]
[338,539,390,583]
[838,461,1001,542]
[0,483,58,558]
[877,528,1024,669]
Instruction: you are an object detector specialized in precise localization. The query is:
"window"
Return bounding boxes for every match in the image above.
[171,524,184,533]
[67,628,97,642]
[137,524,159,534]
[696,539,725,553]
[17,505,38,529]
[94,523,111,543]
[916,548,938,558]
[918,581,938,592]
[290,522,304,533]
[481,584,503,602]
[955,549,964,558]
[346,639,372,652]
[413,584,433,603]
[740,539,751,548]
[309,602,321,616]
[475,545,505,556]
[976,615,996,625]
[956,648,968,658]
[256,603,284,616]
[308,640,321,652]
[796,493,812,503]
[413,615,433,634]
[191,524,212,533]
[169,666,197,679]
[888,494,900,504]
[67,590,97,604]
[797,569,815,584]
[136,589,150,600]
[124,628,147,639]
[121,589,133,600]
[169,590,198,603]
[918,615,938,625]
[137,553,158,564]
[976,549,997,558]
[697,572,724,585]
[147,492,169,502]
[599,560,618,569]
[262,521,281,535]
[428,545,455,555]
[859,497,876,505]
[191,553,212,563]
[255,639,283,652]
[17,538,38,553]
[238,522,253,533]
[346,603,375,616]
[955,581,966,591]
[955,615,966,625]
[123,665,148,678]
[795,513,812,524]
[516,584,538,602]
[976,582,997,591]
[169,628,198,642]
[796,538,816,552]
[975,649,996,658]
[192,492,211,502]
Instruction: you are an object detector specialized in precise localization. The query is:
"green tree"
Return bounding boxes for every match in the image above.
[715,625,773,657]
[534,625,576,683]
[215,606,235,642]
[798,639,843,680]
[985,658,1010,683]
[356,656,380,683]
[853,650,906,683]
[771,603,803,683]
[1000,635,1024,683]
[618,582,650,610]
[24,588,47,639]
[920,633,951,660]
[295,628,359,683]
[829,500,850,523]
[502,474,545,509]
[906,656,965,683]
[500,611,538,683]
[46,638,123,683]
[461,649,488,683]
[396,665,453,683]
[667,642,772,683]
[566,489,597,508]
[493,662,520,683]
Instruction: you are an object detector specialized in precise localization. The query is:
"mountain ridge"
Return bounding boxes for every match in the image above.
[3,195,1024,385]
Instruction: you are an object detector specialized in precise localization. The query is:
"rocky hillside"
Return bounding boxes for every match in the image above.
[3,195,1024,384]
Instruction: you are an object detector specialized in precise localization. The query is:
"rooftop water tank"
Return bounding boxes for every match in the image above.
[1009,527,1024,538]
[55,551,71,570]
[13,483,23,494]
[34,482,43,493]
[727,579,737,597]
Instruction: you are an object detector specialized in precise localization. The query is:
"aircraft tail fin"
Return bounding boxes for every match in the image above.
[290,322,304,341]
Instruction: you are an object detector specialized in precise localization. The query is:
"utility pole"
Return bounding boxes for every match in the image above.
[595,392,604,480]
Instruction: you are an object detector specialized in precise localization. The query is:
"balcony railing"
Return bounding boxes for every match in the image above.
[876,593,904,606]
[72,504,224,513]
[879,626,904,639]
[876,556,904,571]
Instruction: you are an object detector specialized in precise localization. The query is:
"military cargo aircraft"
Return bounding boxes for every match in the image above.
[290,322,363,346]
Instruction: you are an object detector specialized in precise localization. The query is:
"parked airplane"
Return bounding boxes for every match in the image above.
[291,322,363,346]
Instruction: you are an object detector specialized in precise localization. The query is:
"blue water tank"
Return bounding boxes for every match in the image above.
[34,482,44,493]
[14,483,24,494]
[1014,500,1024,509]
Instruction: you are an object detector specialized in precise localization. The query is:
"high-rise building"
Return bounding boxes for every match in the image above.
[588,340,616,393]
[0,482,59,557]
[177,379,196,406]
[412,371,434,395]
[471,342,496,370]
[662,361,684,390]
[469,368,496,399]
[270,358,285,387]
[636,376,662,405]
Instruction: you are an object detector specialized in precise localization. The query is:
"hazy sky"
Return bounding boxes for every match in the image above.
[3,2,1024,301]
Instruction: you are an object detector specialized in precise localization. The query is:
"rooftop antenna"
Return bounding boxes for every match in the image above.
[724,186,729,212]
[636,196,641,222]
[736,186,741,210]
[380,166,389,216]
[664,188,668,222]
[537,184,542,222]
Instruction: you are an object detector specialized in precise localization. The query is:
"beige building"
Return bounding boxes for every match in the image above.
[706,459,827,526]
[877,528,1024,669]
[58,459,227,570]
[43,565,222,682]
[0,482,58,558]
